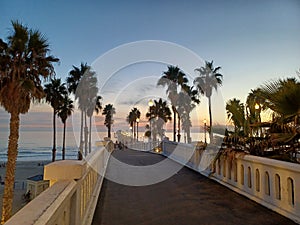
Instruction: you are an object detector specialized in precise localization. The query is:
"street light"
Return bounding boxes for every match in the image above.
[148,99,154,150]
[255,103,260,137]
[130,126,133,142]
[148,99,154,140]
[136,118,140,142]
[148,99,154,107]
[203,119,207,144]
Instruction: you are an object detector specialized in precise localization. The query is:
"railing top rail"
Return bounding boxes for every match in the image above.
[5,180,74,225]
[238,154,300,172]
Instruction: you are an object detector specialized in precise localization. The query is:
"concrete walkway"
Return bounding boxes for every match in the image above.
[92,149,297,225]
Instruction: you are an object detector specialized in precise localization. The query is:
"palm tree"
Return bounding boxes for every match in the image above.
[133,108,141,141]
[258,78,300,123]
[76,69,98,156]
[66,63,89,159]
[258,77,300,143]
[0,21,58,223]
[126,107,141,141]
[246,88,266,137]
[66,63,88,94]
[44,78,67,162]
[58,94,74,160]
[146,98,172,141]
[194,61,223,142]
[177,85,200,143]
[226,98,246,135]
[87,95,102,153]
[127,111,135,139]
[157,66,188,142]
[102,104,116,138]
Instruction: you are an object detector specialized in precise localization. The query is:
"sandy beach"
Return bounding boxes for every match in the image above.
[0,160,50,216]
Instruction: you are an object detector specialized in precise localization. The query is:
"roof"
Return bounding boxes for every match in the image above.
[27,174,43,181]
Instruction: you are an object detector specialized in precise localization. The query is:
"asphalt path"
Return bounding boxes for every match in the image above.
[92,148,297,225]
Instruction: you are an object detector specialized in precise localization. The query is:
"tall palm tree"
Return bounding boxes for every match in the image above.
[133,108,141,141]
[127,111,135,139]
[226,98,245,135]
[58,94,74,160]
[177,85,200,143]
[66,63,88,94]
[76,69,98,156]
[102,104,116,138]
[146,98,172,141]
[246,88,266,137]
[258,77,300,142]
[194,61,223,142]
[0,21,58,223]
[258,78,300,123]
[87,95,102,153]
[66,62,89,159]
[157,65,188,142]
[44,78,67,162]
[126,107,141,141]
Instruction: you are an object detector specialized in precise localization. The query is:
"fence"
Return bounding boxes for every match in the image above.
[5,141,113,225]
[162,141,300,224]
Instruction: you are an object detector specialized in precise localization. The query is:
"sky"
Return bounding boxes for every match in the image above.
[1,0,300,135]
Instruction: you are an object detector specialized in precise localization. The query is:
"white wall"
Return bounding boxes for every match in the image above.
[162,141,300,224]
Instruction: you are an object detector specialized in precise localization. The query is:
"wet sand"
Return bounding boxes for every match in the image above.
[0,160,50,215]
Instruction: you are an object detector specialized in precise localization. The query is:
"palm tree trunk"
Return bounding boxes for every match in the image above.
[208,96,213,142]
[172,106,176,142]
[1,112,19,223]
[89,116,92,154]
[108,125,111,138]
[52,110,56,162]
[131,123,134,141]
[177,115,181,142]
[133,121,136,141]
[62,122,66,160]
[187,129,191,143]
[78,110,83,160]
[84,111,88,156]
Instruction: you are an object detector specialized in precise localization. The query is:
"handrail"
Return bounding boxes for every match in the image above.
[5,142,113,225]
[161,141,300,224]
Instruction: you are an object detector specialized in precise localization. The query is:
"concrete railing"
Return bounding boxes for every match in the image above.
[161,141,300,224]
[5,142,113,225]
[127,141,161,152]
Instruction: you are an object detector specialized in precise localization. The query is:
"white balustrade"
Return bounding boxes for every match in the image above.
[161,141,300,224]
[127,141,160,152]
[5,142,113,225]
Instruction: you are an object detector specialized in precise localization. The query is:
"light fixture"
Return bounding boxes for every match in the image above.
[148,99,154,107]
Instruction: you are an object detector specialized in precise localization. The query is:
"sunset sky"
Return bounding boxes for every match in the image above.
[1,0,300,134]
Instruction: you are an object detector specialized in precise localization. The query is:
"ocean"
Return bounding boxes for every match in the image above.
[0,130,208,162]
[0,131,79,162]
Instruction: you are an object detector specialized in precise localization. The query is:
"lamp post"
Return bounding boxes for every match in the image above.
[255,103,260,137]
[148,99,154,140]
[130,126,133,142]
[136,118,140,142]
[203,119,207,144]
[148,99,154,149]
